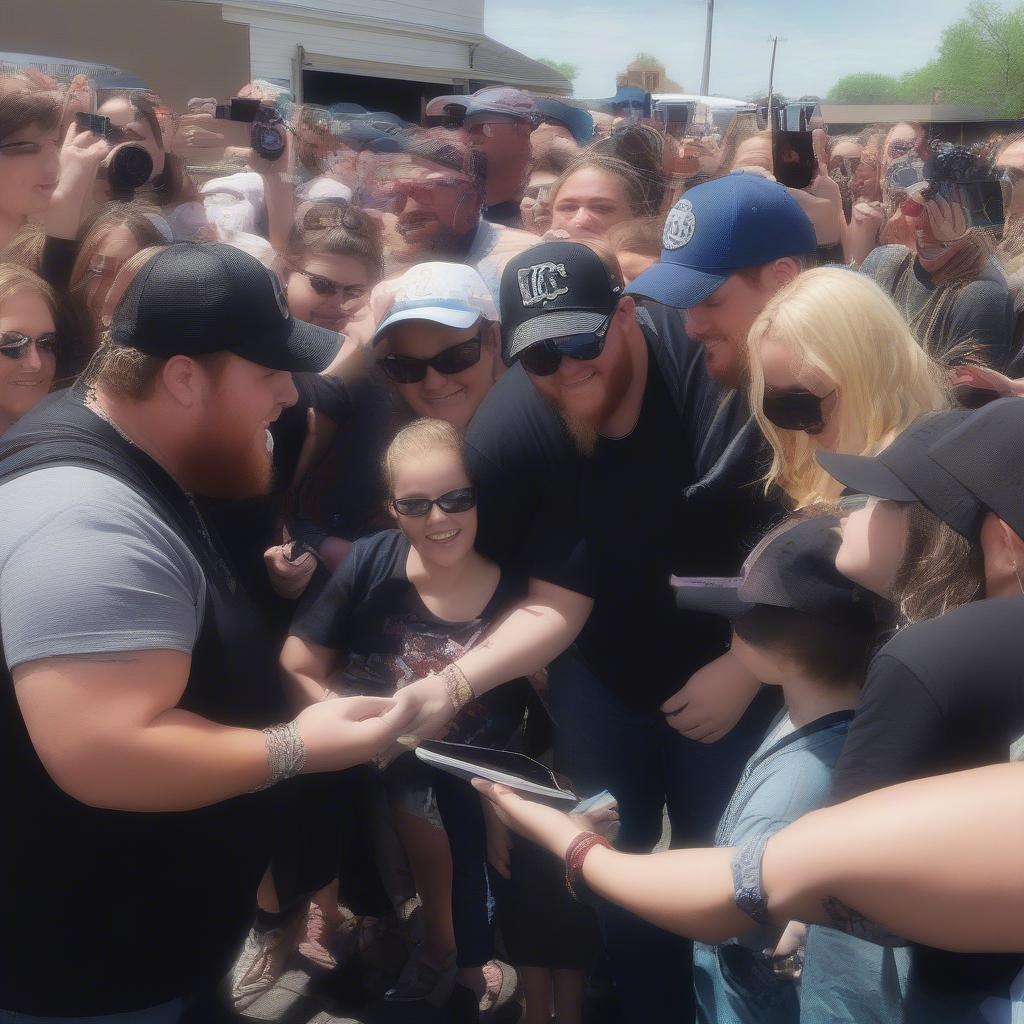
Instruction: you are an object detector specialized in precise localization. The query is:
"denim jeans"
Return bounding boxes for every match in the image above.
[548,650,779,1024]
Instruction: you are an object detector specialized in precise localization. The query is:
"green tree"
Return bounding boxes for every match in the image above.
[827,72,902,104]
[826,1,1024,116]
[536,58,580,82]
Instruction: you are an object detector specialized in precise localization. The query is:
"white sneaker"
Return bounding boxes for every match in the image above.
[231,923,296,1011]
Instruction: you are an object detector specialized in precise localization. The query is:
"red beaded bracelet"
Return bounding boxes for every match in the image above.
[565,831,613,901]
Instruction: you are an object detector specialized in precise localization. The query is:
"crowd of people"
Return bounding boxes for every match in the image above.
[2,62,1024,1024]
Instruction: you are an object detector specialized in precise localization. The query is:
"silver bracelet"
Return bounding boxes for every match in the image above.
[251,721,306,792]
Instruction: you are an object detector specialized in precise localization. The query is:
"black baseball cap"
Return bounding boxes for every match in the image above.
[110,242,341,372]
[673,515,874,625]
[499,241,624,366]
[927,397,1024,541]
[816,411,984,541]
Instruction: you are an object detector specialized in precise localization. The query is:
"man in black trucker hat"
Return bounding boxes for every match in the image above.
[0,244,414,1022]
[391,239,783,1022]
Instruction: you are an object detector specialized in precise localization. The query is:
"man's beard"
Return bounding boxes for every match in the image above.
[561,414,600,456]
[178,407,274,500]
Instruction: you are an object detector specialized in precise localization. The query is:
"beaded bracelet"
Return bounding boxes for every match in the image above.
[440,663,475,712]
[565,831,612,902]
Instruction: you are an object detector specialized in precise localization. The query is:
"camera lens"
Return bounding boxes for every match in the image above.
[252,123,285,161]
[107,145,154,192]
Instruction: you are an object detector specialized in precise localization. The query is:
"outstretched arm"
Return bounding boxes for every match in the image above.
[475,763,1024,953]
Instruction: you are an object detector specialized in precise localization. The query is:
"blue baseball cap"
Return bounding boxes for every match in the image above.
[626,173,817,309]
[534,99,594,145]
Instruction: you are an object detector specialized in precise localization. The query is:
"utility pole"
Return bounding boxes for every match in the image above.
[767,35,781,116]
[700,0,715,96]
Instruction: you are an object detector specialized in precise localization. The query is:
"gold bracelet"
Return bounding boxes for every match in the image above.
[440,663,474,712]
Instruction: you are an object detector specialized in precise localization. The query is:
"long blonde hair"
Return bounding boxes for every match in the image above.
[748,267,948,507]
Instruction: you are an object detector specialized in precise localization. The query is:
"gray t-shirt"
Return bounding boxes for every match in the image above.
[0,466,206,669]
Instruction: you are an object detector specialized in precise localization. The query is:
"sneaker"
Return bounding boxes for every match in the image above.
[384,944,457,1004]
[297,901,357,972]
[479,959,520,1020]
[231,922,296,1011]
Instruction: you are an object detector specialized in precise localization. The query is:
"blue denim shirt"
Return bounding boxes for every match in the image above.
[694,707,909,1024]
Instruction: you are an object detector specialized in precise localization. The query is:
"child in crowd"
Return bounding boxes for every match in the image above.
[282,418,529,1019]
[677,514,907,1023]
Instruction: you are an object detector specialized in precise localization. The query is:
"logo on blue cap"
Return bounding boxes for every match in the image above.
[663,200,696,250]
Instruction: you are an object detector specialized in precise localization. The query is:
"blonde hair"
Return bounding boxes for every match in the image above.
[382,418,465,497]
[748,267,949,508]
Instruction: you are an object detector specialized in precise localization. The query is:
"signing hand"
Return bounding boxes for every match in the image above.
[472,780,585,858]
[294,694,417,773]
[661,651,761,743]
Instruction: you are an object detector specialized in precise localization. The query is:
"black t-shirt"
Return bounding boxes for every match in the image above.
[465,303,783,711]
[483,199,525,230]
[293,530,528,746]
[831,595,1024,999]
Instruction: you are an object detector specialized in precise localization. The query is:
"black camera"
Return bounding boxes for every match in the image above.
[214,99,287,162]
[76,111,154,194]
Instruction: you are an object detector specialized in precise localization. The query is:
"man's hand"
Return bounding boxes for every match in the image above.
[472,780,585,859]
[264,543,316,600]
[388,674,457,740]
[294,694,416,773]
[661,652,762,744]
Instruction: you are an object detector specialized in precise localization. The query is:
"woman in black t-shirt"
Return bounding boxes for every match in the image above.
[283,418,527,1013]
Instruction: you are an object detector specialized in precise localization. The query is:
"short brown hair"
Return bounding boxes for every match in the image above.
[0,90,59,143]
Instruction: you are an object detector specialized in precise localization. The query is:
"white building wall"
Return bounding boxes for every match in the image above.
[221,1,482,88]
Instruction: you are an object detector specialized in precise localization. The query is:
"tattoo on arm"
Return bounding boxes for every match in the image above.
[821,897,906,947]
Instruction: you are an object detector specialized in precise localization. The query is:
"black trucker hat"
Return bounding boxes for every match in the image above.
[927,397,1024,541]
[673,515,874,625]
[111,242,341,372]
[499,241,624,366]
[816,410,985,541]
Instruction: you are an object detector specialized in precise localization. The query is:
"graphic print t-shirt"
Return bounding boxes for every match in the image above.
[293,529,527,745]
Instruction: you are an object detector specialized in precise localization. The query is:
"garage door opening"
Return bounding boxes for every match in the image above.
[302,70,453,122]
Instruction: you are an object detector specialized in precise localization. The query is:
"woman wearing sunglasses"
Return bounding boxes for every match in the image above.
[283,207,383,334]
[282,418,528,1019]
[374,263,502,434]
[747,267,947,508]
[0,264,60,436]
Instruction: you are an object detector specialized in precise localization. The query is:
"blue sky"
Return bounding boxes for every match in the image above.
[485,0,978,100]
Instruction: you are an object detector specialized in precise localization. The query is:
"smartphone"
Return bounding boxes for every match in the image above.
[772,103,819,190]
[214,97,263,123]
[75,111,111,137]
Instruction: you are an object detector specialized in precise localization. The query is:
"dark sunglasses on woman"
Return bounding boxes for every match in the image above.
[518,319,610,377]
[378,335,483,384]
[393,486,477,517]
[0,332,59,359]
[761,386,836,434]
[296,269,367,301]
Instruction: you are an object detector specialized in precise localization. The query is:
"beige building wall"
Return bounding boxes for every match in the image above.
[1,0,250,111]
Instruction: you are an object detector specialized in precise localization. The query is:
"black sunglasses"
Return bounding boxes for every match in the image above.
[297,269,367,301]
[0,331,58,359]
[393,486,477,517]
[518,319,610,378]
[378,336,483,384]
[761,387,836,434]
